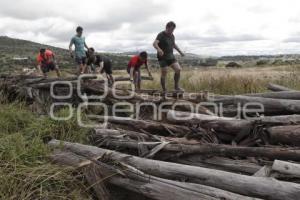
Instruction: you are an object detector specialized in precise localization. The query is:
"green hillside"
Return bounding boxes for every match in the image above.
[0,36,134,73]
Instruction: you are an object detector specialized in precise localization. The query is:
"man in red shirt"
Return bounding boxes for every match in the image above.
[37,48,61,77]
[127,51,152,91]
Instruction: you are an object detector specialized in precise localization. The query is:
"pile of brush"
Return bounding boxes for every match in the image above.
[1,74,300,200]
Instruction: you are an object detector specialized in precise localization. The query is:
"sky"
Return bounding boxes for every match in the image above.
[1,0,300,56]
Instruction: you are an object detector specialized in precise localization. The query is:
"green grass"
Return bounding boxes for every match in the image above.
[0,102,93,200]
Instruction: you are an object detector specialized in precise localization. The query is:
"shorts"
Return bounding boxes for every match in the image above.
[75,56,87,65]
[101,61,113,75]
[41,62,56,73]
[159,58,177,68]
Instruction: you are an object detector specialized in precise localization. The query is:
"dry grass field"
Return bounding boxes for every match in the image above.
[141,65,300,94]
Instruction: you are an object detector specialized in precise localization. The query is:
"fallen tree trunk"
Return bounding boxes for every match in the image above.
[52,150,258,200]
[266,125,300,146]
[48,139,300,200]
[256,114,300,125]
[92,129,203,145]
[272,160,300,177]
[209,95,300,115]
[105,116,193,137]
[267,83,295,92]
[92,137,300,161]
[247,91,300,100]
[211,91,300,106]
[174,156,262,175]
[166,110,253,135]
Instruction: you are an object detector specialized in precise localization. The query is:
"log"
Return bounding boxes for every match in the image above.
[51,150,111,200]
[209,95,300,115]
[267,83,295,92]
[247,91,300,100]
[266,125,300,146]
[92,129,203,145]
[48,139,300,200]
[211,91,300,106]
[256,115,300,125]
[93,128,152,141]
[105,116,193,137]
[175,156,261,175]
[166,110,253,135]
[272,160,300,177]
[91,137,300,161]
[52,150,258,200]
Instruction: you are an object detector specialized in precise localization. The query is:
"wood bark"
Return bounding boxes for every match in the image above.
[48,139,300,200]
[105,116,193,137]
[266,125,300,146]
[272,160,300,177]
[52,149,259,200]
[91,137,300,161]
[210,95,300,115]
[267,83,295,92]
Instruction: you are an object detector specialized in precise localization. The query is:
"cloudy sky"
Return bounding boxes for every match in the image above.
[1,0,300,56]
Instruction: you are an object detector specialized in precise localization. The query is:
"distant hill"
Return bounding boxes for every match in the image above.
[0,36,74,72]
[0,36,141,72]
[2,36,299,73]
[0,36,223,73]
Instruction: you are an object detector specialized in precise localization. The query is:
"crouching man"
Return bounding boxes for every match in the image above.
[36,48,61,77]
[127,51,152,91]
[87,48,114,86]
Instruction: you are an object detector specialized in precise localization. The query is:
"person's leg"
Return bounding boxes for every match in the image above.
[108,74,114,85]
[136,70,141,91]
[170,62,182,91]
[160,67,168,92]
[41,63,50,77]
[50,62,61,77]
[82,57,88,74]
[75,57,83,75]
[133,70,141,91]
[55,67,61,77]
[105,62,114,86]
[36,65,43,76]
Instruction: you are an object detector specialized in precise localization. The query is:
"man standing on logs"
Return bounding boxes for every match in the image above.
[36,48,61,77]
[153,21,185,94]
[69,26,89,75]
[87,48,114,86]
[127,51,152,91]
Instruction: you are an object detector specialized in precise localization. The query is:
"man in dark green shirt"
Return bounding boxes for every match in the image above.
[153,21,185,93]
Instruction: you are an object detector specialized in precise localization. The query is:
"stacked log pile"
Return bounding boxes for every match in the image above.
[1,75,300,200]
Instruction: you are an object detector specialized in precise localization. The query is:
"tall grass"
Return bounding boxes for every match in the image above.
[0,103,93,199]
[142,65,300,94]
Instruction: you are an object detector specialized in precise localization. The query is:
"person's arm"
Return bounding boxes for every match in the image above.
[145,62,152,78]
[84,42,89,50]
[174,43,185,57]
[98,61,104,73]
[69,38,74,58]
[153,40,164,57]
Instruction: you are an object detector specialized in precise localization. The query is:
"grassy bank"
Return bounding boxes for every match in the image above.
[0,102,93,200]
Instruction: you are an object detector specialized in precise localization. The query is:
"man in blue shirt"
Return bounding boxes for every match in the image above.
[69,26,89,75]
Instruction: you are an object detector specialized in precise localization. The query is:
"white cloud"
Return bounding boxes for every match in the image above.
[1,0,300,56]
